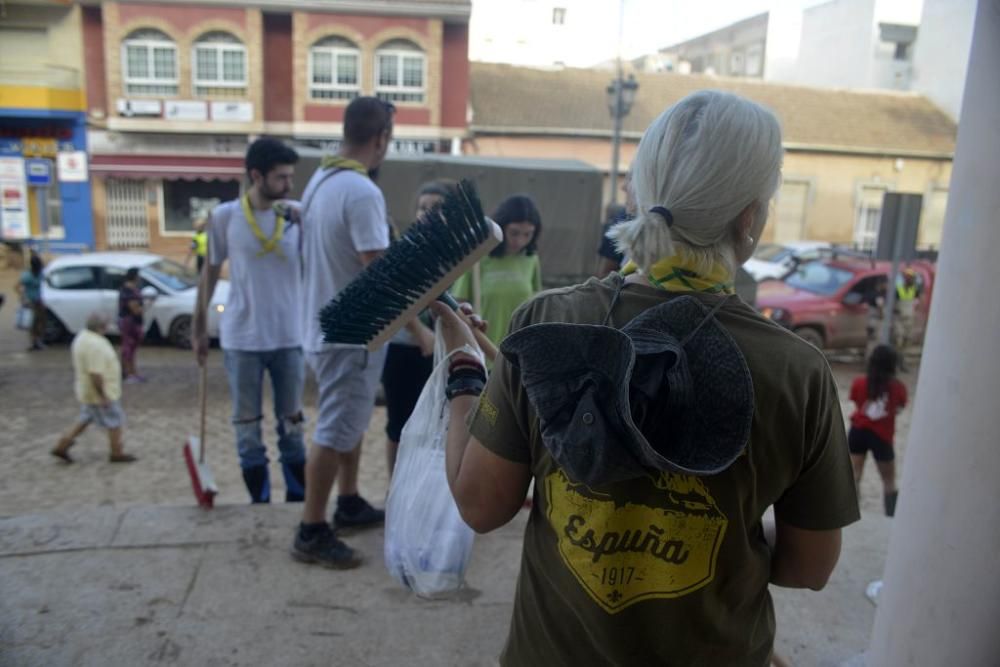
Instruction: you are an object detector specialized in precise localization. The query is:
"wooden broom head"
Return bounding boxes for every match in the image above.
[320,179,502,350]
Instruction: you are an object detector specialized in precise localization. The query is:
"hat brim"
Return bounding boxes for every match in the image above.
[620,296,754,476]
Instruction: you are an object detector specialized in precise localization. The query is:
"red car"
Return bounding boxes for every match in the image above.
[755,258,935,350]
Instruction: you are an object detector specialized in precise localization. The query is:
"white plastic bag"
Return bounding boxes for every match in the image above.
[384,327,480,597]
[16,305,33,331]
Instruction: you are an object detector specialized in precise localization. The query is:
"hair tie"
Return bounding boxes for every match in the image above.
[649,206,674,227]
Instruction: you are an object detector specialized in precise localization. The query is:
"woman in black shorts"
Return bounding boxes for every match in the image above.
[848,345,908,516]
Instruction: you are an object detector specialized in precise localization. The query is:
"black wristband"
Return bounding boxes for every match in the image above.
[445,375,485,400]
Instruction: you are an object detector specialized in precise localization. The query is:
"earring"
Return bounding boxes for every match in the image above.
[746,235,755,246]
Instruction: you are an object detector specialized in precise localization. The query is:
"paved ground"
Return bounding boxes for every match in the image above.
[0,267,921,665]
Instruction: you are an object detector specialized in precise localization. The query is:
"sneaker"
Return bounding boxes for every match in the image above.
[109,453,138,463]
[333,496,385,532]
[124,375,146,385]
[291,523,362,569]
[50,447,74,463]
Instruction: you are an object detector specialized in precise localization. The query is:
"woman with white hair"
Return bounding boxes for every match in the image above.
[430,90,859,665]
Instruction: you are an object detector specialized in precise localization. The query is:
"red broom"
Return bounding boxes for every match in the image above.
[183,364,217,508]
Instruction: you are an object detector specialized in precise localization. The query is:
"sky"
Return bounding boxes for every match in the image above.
[469,0,924,68]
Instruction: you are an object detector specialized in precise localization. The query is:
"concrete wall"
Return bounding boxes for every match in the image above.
[470,0,578,68]
[780,151,952,245]
[0,3,84,83]
[662,14,768,77]
[911,0,977,119]
[791,0,877,89]
[871,40,912,90]
[465,134,953,248]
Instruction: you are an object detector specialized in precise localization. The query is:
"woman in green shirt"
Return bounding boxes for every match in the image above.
[453,194,542,348]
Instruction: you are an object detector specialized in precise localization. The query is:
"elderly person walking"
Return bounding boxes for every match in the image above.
[51,313,137,463]
[431,90,859,665]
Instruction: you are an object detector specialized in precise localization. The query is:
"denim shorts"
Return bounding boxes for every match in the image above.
[79,400,126,430]
[306,347,387,452]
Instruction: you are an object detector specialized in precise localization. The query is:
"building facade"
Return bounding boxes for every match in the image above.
[910,0,977,119]
[466,63,956,252]
[633,0,978,111]
[788,0,921,92]
[81,0,470,255]
[638,13,769,78]
[1,1,94,252]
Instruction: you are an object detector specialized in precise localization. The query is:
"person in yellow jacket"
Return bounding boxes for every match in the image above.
[894,268,919,369]
[185,219,209,274]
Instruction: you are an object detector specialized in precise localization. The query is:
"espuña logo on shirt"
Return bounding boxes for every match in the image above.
[545,470,728,613]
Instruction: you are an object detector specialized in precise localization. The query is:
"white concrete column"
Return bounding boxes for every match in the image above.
[868,1,1000,664]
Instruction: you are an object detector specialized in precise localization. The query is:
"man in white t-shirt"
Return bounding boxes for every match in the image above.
[292,97,405,568]
[193,137,307,504]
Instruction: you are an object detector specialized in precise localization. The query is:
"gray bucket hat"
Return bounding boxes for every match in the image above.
[499,295,754,486]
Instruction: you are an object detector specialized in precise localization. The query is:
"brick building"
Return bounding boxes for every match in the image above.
[81,0,471,255]
[467,63,957,250]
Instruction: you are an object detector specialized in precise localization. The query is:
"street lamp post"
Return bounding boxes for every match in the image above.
[607,72,638,206]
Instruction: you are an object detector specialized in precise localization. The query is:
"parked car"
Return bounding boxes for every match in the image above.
[41,252,229,348]
[743,241,834,282]
[755,258,935,350]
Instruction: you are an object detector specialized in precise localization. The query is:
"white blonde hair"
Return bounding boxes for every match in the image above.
[610,90,783,273]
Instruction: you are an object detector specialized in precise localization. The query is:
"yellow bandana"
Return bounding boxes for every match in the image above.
[621,255,735,295]
[241,194,286,258]
[319,155,368,175]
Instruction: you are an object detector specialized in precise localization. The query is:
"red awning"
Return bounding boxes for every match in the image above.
[90,154,244,181]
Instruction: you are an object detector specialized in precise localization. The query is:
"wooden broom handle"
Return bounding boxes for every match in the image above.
[437,292,498,363]
[198,363,208,463]
[471,326,498,364]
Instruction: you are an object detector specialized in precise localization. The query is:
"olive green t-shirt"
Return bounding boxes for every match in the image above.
[467,275,860,667]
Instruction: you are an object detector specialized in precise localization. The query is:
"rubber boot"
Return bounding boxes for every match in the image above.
[282,461,306,502]
[242,465,271,504]
[884,490,899,517]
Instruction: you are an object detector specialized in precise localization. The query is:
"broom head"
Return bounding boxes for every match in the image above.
[183,436,218,509]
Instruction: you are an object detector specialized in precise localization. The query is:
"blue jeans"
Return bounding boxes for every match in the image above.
[223,347,306,470]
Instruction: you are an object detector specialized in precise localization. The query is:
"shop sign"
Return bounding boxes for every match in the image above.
[296,139,437,155]
[22,137,58,158]
[25,158,53,187]
[211,102,253,122]
[0,157,30,240]
[117,99,163,117]
[57,151,89,183]
[164,101,208,121]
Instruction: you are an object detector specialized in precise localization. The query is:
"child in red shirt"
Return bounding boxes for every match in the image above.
[849,344,908,516]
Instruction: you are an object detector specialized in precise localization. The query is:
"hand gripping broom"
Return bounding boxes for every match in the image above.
[183,363,218,509]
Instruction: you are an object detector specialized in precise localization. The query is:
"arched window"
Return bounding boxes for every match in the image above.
[122,29,178,96]
[193,31,247,98]
[375,39,425,103]
[309,36,360,101]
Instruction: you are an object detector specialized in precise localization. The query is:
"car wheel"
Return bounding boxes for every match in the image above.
[794,326,824,350]
[42,310,70,344]
[169,315,193,349]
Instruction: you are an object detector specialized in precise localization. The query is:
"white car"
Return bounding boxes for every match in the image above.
[743,241,834,282]
[41,252,229,348]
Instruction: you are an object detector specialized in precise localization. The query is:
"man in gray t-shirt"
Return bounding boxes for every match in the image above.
[292,97,400,569]
[193,138,307,505]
